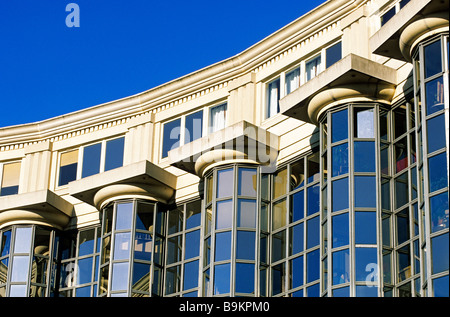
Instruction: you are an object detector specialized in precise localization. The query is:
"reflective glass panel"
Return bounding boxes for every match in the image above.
[307,184,320,215]
[78,229,95,257]
[105,137,124,172]
[214,231,231,262]
[236,231,255,260]
[307,216,320,249]
[1,230,11,257]
[184,110,203,144]
[354,108,374,138]
[217,169,233,198]
[272,199,287,230]
[428,153,448,193]
[332,143,348,177]
[306,249,320,283]
[331,109,348,143]
[136,202,154,232]
[291,190,304,222]
[134,232,152,261]
[290,256,304,289]
[356,285,378,297]
[273,168,287,199]
[237,199,256,228]
[355,212,377,244]
[433,275,449,297]
[430,192,449,233]
[132,262,150,292]
[185,200,201,230]
[397,245,410,282]
[11,255,30,282]
[113,232,130,260]
[168,207,183,235]
[424,40,442,78]
[333,286,349,297]
[59,150,78,186]
[355,248,378,282]
[162,118,181,158]
[394,137,408,173]
[165,265,181,295]
[167,235,182,264]
[1,162,20,196]
[396,208,410,245]
[427,114,446,153]
[354,176,377,208]
[326,42,342,68]
[332,249,350,285]
[216,200,233,230]
[14,227,32,253]
[238,168,257,197]
[395,173,408,209]
[354,141,375,172]
[271,263,285,295]
[111,262,129,291]
[432,233,449,274]
[185,230,200,260]
[115,202,133,231]
[235,263,255,294]
[77,257,93,285]
[332,177,348,212]
[183,260,199,291]
[307,153,320,183]
[290,223,304,255]
[425,77,445,115]
[332,213,349,248]
[214,263,230,295]
[9,284,27,297]
[394,107,407,139]
[272,230,286,262]
[81,143,101,178]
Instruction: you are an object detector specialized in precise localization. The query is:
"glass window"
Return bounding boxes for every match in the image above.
[332,177,348,212]
[184,110,203,144]
[430,192,449,233]
[396,208,410,245]
[236,231,255,260]
[272,199,287,231]
[425,77,445,115]
[237,199,256,228]
[307,153,320,184]
[432,233,449,274]
[285,68,300,95]
[332,213,349,248]
[307,184,320,215]
[381,6,396,26]
[290,223,304,255]
[272,230,286,262]
[394,137,408,174]
[433,275,449,297]
[290,190,304,223]
[355,248,378,282]
[185,230,200,260]
[77,257,93,285]
[78,229,95,257]
[238,168,257,197]
[271,263,285,295]
[333,286,350,297]
[10,255,30,282]
[136,202,154,232]
[185,200,201,230]
[355,212,377,244]
[290,160,305,191]
[307,216,320,249]
[332,249,350,285]
[395,173,409,209]
[1,162,21,196]
[162,118,181,158]
[428,152,448,193]
[305,55,322,82]
[216,200,233,230]
[132,262,150,292]
[290,256,304,289]
[217,168,233,198]
[105,138,124,172]
[59,150,78,186]
[424,40,442,78]
[113,232,131,260]
[214,263,230,295]
[306,249,320,283]
[115,203,133,231]
[209,103,227,133]
[354,176,377,208]
[332,143,348,177]
[167,235,182,264]
[331,109,348,143]
[326,42,342,68]
[273,168,287,199]
[356,285,378,297]
[134,232,152,261]
[235,263,255,294]
[354,141,375,172]
[354,108,374,138]
[1,230,11,257]
[14,227,32,253]
[111,262,129,292]
[81,143,101,178]
[394,107,407,139]
[267,78,280,118]
[183,260,199,291]
[214,231,231,262]
[427,114,446,153]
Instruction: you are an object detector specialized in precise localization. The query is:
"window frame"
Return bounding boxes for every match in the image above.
[0,160,22,197]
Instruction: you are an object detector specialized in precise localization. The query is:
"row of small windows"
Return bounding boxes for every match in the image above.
[380,0,410,26]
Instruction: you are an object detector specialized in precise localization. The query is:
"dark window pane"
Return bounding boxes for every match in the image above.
[331,109,348,143]
[215,231,231,262]
[183,260,199,291]
[433,275,449,297]
[105,137,124,171]
[379,112,389,141]
[306,249,320,283]
[381,6,396,26]
[394,107,407,139]
[326,42,342,68]
[428,153,448,193]
[217,168,233,198]
[290,256,304,289]
[272,230,286,262]
[332,143,348,177]
[396,208,410,245]
[332,249,350,285]
[307,153,320,184]
[355,212,377,244]
[432,233,449,274]
[132,262,150,292]
[395,173,408,209]
[1,230,11,257]
[185,230,200,259]
[136,202,154,232]
[184,110,203,144]
[355,248,378,282]
[354,141,375,172]
[134,232,152,261]
[380,146,389,175]
[381,179,390,210]
[430,192,449,233]
[354,108,374,138]
[185,200,201,230]
[214,263,230,295]
[235,263,255,294]
[397,245,410,282]
[424,40,442,78]
[332,177,348,212]
[290,190,304,222]
[167,235,182,264]
[307,216,320,249]
[427,114,446,153]
[77,257,93,285]
[78,229,95,257]
[354,176,377,208]
[165,265,181,295]
[236,231,255,260]
[425,77,445,115]
[394,137,408,173]
[82,143,101,178]
[271,263,285,295]
[238,168,257,197]
[59,150,78,186]
[332,213,349,248]
[162,118,181,158]
[307,183,320,215]
[290,223,304,255]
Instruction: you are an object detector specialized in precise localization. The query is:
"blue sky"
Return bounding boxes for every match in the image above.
[0,0,325,128]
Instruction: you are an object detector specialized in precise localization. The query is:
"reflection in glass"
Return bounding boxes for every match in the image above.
[238,168,257,197]
[59,150,78,186]
[132,262,150,293]
[78,229,95,257]
[432,233,449,274]
[236,231,255,260]
[332,249,350,285]
[272,199,287,230]
[214,263,230,295]
[13,227,32,254]
[183,261,199,291]
[82,143,101,178]
[307,184,320,215]
[356,285,378,297]
[235,263,255,294]
[272,230,286,262]
[332,177,348,212]
[134,233,152,261]
[395,173,408,209]
[237,199,256,228]
[355,248,377,282]
[394,137,408,173]
[215,231,231,262]
[165,265,181,295]
[113,232,130,260]
[332,213,349,248]
[427,114,446,153]
[396,208,410,245]
[162,118,181,158]
[354,176,376,208]
[307,249,320,283]
[105,137,124,172]
[11,255,30,282]
[397,245,410,282]
[185,201,201,230]
[354,108,374,138]
[290,223,304,255]
[428,153,448,193]
[331,109,348,143]
[307,153,320,183]
[333,286,349,297]
[307,216,320,249]
[332,143,348,177]
[271,263,285,295]
[354,141,375,172]
[184,230,200,260]
[394,107,407,139]
[355,212,377,244]
[424,40,442,78]
[136,202,154,232]
[77,257,93,285]
[184,110,203,144]
[425,77,445,115]
[430,192,449,233]
[290,190,304,222]
[115,203,133,231]
[217,169,233,198]
[216,200,233,230]
[273,168,287,199]
[290,256,304,289]
[168,208,183,235]
[433,275,449,297]
[1,230,11,257]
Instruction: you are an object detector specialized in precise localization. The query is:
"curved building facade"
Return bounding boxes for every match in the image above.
[0,0,448,297]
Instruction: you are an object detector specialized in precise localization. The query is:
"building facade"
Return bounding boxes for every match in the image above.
[0,0,448,297]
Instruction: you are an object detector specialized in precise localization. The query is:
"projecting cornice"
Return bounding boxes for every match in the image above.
[1,0,367,149]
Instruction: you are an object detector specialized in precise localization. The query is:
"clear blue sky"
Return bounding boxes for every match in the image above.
[0,0,325,128]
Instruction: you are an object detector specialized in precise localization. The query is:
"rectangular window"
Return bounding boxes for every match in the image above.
[162,118,181,159]
[285,68,300,95]
[326,42,342,68]
[0,162,21,196]
[82,142,102,178]
[105,137,125,172]
[59,150,79,186]
[266,78,280,118]
[184,110,203,144]
[305,55,322,82]
[209,103,227,133]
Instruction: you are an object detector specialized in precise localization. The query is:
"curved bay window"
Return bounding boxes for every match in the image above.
[413,33,449,297]
[203,164,259,297]
[98,199,165,297]
[0,225,58,297]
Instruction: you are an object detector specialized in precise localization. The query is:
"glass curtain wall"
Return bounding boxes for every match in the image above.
[413,33,449,297]
[98,199,165,297]
[0,225,58,297]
